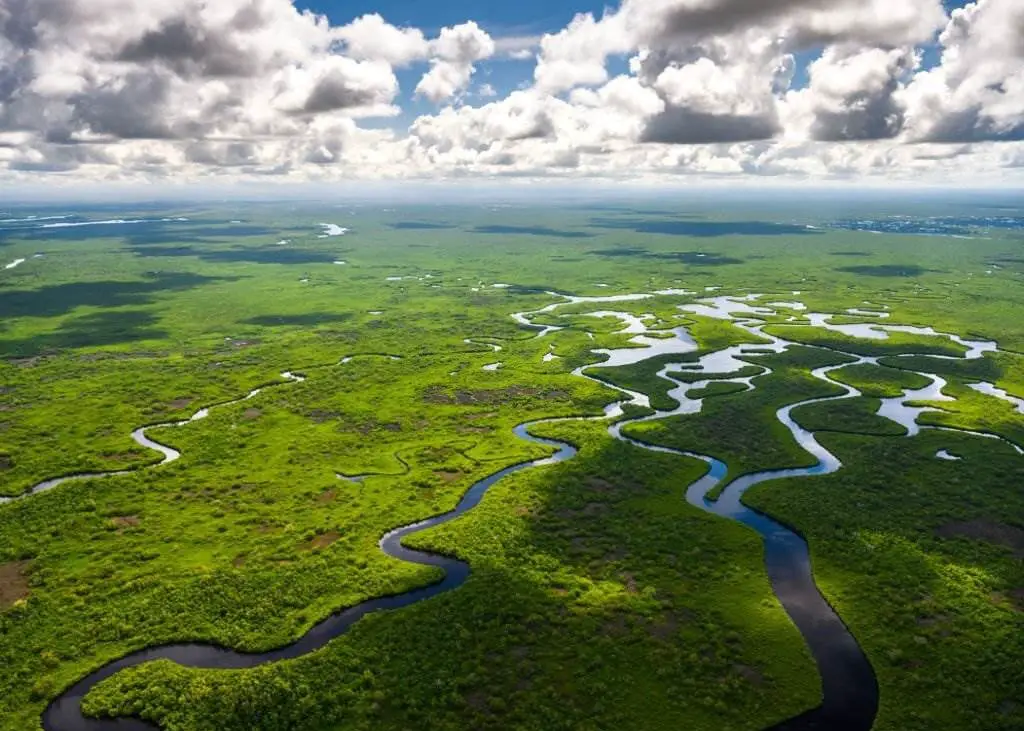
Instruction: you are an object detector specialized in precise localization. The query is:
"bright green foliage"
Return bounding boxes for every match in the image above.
[829,364,933,398]
[83,422,819,731]
[919,382,1024,447]
[671,365,763,384]
[762,326,968,358]
[2,200,1024,731]
[882,351,1024,395]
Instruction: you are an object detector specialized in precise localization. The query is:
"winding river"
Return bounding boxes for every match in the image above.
[0,372,306,506]
[19,292,1022,731]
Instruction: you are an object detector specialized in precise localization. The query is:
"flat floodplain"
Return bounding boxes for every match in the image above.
[1,197,1022,731]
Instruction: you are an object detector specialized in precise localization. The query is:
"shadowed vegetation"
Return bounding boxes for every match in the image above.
[588,218,818,237]
[836,265,934,278]
[747,430,1024,731]
[589,247,744,265]
[471,225,593,238]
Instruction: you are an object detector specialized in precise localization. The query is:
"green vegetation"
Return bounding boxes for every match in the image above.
[791,398,907,437]
[882,351,1024,395]
[918,382,1024,447]
[671,365,763,384]
[2,200,1024,731]
[746,430,1024,731]
[762,326,968,358]
[589,354,694,411]
[587,317,768,411]
[829,364,932,398]
[688,381,750,400]
[82,422,822,731]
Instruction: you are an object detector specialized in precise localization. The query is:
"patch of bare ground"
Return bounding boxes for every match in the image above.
[233,555,247,568]
[78,351,166,362]
[620,572,639,594]
[936,520,1024,557]
[317,490,336,503]
[168,398,194,410]
[648,607,695,641]
[434,470,463,483]
[1011,588,1024,611]
[8,356,44,368]
[101,452,140,462]
[989,588,1024,613]
[558,502,609,520]
[733,664,765,686]
[0,560,30,608]
[464,691,488,712]
[585,477,615,493]
[242,408,262,420]
[305,531,341,550]
[601,612,631,638]
[110,516,141,529]
[306,409,341,424]
[465,411,498,421]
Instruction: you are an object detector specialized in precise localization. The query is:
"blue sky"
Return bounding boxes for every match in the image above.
[298,0,613,36]
[302,0,970,34]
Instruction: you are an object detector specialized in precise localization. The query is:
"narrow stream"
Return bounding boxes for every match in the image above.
[0,373,306,506]
[29,292,1022,731]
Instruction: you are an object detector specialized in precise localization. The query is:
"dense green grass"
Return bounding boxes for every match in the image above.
[829,364,933,398]
[83,421,819,731]
[2,199,1023,731]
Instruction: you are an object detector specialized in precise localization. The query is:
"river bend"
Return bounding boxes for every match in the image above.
[29,292,1023,731]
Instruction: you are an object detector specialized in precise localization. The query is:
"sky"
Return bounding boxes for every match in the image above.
[1,0,1022,195]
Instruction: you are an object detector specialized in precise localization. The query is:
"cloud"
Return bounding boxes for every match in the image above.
[0,0,404,147]
[493,35,540,59]
[416,22,495,103]
[902,0,1024,142]
[277,56,399,116]
[333,14,429,66]
[622,0,947,48]
[642,108,779,144]
[534,12,631,93]
[0,0,1022,186]
[783,46,915,141]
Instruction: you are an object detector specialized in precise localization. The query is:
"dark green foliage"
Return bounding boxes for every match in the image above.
[688,381,749,400]
[791,398,907,437]
[747,431,1024,731]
